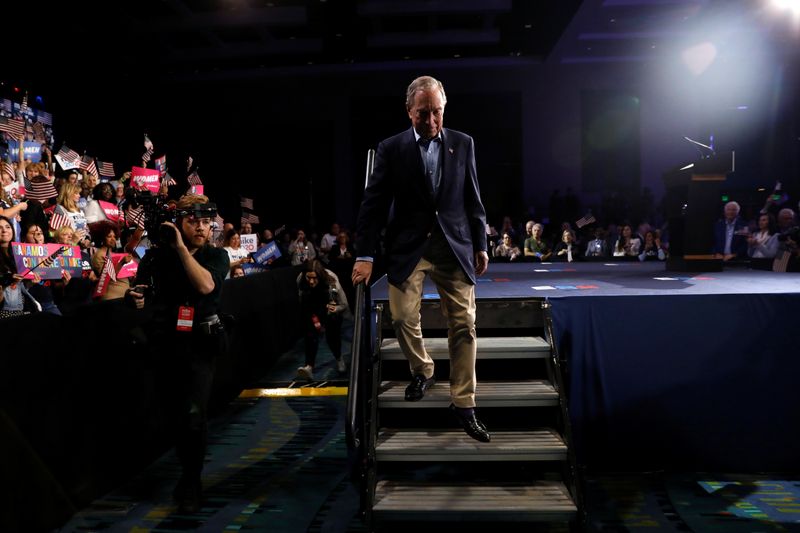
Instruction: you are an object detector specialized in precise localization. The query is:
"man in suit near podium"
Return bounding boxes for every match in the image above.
[713,201,748,261]
[352,75,491,442]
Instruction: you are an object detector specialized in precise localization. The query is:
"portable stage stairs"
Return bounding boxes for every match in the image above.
[347,292,582,532]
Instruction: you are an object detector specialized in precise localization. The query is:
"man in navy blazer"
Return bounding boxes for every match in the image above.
[712,200,748,260]
[352,76,491,442]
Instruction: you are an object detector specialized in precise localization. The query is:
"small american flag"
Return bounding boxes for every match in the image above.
[49,211,73,230]
[575,213,597,229]
[37,110,53,126]
[142,147,153,163]
[144,134,153,151]
[240,197,254,210]
[93,249,116,298]
[187,170,202,186]
[27,180,58,202]
[57,145,80,164]
[97,160,115,178]
[773,251,791,273]
[241,212,260,225]
[0,117,25,138]
[2,161,14,178]
[32,121,45,141]
[21,93,28,115]
[154,155,166,173]
[162,172,176,186]
[127,206,146,230]
[79,155,98,177]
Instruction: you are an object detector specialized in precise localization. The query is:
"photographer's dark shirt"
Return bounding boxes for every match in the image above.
[135,243,229,327]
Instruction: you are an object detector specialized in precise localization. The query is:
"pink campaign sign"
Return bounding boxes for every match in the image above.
[98,200,121,223]
[111,253,138,279]
[131,166,161,194]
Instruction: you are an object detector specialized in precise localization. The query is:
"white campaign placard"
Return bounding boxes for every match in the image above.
[240,233,258,253]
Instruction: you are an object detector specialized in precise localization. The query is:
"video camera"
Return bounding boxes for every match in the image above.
[124,189,218,246]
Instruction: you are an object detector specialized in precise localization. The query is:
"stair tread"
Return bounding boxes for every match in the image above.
[374,480,577,516]
[379,380,559,407]
[381,336,549,360]
[376,429,567,461]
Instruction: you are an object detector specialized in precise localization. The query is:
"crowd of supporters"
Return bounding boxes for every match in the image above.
[485,191,800,269]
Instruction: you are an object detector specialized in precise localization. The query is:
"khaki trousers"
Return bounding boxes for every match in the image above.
[388,256,478,408]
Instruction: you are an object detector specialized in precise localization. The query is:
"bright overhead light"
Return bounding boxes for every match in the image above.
[681,42,717,75]
[772,0,800,14]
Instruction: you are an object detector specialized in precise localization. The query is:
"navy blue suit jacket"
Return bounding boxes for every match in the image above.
[712,217,748,257]
[355,127,488,286]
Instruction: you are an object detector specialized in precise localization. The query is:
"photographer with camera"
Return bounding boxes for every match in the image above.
[126,193,230,513]
[296,259,349,381]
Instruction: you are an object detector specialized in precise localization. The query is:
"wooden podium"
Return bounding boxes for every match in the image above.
[662,151,734,272]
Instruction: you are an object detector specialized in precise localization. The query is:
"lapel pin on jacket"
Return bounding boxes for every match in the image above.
[449,147,454,154]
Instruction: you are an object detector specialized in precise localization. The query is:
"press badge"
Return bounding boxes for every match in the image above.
[176,306,195,331]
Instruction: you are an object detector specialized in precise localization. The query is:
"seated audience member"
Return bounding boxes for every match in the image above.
[613,225,641,258]
[22,222,68,315]
[91,221,132,301]
[499,216,518,245]
[222,229,253,270]
[289,229,317,266]
[319,222,340,260]
[493,232,522,261]
[1,216,40,319]
[777,208,796,234]
[295,259,350,380]
[553,230,579,262]
[585,228,607,258]
[328,230,355,263]
[523,223,551,261]
[712,201,748,260]
[230,265,245,278]
[638,230,667,261]
[748,213,778,259]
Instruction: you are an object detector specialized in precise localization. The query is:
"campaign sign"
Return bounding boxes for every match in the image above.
[98,200,121,223]
[55,153,80,170]
[112,253,138,279]
[7,141,43,163]
[190,185,204,195]
[11,242,83,280]
[252,241,281,266]
[240,233,258,253]
[131,166,161,193]
[242,263,268,276]
[3,182,24,200]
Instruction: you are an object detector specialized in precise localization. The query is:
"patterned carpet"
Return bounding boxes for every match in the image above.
[61,331,800,532]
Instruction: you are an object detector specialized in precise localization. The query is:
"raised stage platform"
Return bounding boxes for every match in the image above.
[371,262,800,472]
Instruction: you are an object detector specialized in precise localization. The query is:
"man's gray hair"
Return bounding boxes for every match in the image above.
[725,201,741,213]
[406,76,447,109]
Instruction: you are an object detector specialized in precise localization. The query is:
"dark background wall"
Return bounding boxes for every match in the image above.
[13,46,799,233]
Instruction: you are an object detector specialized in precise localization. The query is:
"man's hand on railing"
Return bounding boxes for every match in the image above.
[352,260,373,286]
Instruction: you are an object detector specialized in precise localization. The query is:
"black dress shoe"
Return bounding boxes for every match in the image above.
[450,404,491,442]
[404,374,435,401]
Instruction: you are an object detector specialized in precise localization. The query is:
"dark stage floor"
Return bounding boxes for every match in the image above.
[371,261,800,300]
